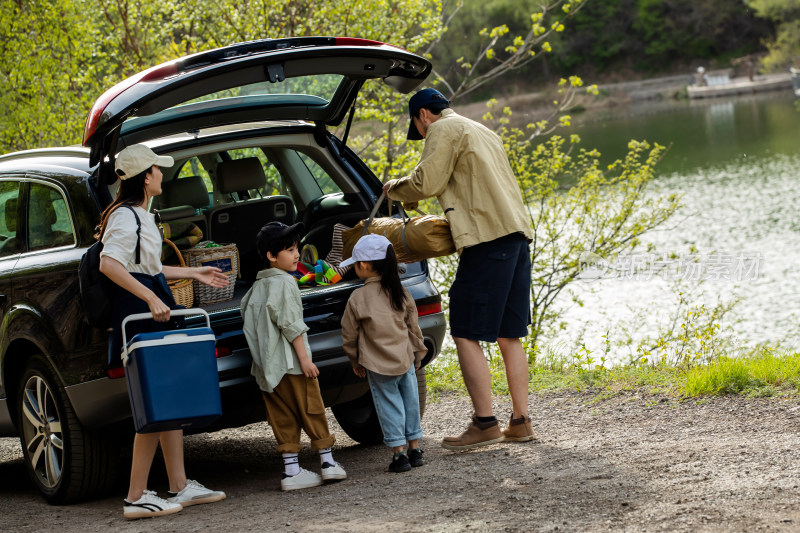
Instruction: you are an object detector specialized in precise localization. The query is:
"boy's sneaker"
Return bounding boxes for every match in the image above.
[167,479,226,507]
[281,468,323,491]
[321,461,347,482]
[441,416,503,451]
[502,413,536,442]
[388,453,411,473]
[408,448,425,467]
[123,490,183,520]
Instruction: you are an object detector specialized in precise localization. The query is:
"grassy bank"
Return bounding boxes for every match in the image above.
[426,347,800,400]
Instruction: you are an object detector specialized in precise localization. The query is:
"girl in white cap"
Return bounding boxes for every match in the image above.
[340,234,428,472]
[98,144,229,519]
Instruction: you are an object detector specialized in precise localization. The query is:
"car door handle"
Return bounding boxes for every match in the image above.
[0,294,6,304]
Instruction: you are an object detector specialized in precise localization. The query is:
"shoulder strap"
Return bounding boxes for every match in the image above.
[120,204,142,265]
[362,191,387,236]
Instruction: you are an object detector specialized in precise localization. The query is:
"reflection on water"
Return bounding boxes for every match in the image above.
[556,93,800,361]
[567,92,800,175]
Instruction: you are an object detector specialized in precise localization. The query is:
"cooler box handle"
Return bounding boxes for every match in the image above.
[121,309,211,365]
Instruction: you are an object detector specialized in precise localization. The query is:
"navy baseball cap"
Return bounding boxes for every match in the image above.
[256,221,304,258]
[407,88,451,140]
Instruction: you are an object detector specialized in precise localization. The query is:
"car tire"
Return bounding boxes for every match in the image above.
[331,390,383,445]
[332,370,428,445]
[17,355,119,504]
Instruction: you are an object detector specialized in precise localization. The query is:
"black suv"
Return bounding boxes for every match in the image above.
[0,37,445,503]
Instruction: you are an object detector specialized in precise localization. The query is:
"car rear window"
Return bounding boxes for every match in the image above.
[168,74,344,110]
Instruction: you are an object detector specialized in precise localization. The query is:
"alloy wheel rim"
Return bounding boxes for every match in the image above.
[21,375,63,489]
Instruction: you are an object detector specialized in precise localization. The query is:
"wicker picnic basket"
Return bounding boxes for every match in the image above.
[163,238,194,308]
[183,241,240,304]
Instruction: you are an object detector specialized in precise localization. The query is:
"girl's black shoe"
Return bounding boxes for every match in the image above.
[408,448,425,467]
[388,453,411,473]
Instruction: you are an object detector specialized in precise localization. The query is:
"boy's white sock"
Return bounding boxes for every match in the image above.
[282,453,300,477]
[319,448,335,466]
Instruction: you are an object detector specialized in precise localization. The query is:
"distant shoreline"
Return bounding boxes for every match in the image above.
[457,71,797,129]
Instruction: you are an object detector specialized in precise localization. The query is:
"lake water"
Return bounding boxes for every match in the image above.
[550,91,800,363]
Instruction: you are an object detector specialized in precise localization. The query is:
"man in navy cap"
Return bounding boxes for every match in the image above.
[384,88,535,450]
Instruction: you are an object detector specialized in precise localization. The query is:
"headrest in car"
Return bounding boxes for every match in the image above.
[161,175,209,209]
[29,187,56,225]
[4,198,17,232]
[216,158,267,194]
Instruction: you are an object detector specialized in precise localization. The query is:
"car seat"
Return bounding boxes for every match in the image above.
[28,187,74,251]
[151,175,209,235]
[207,157,294,280]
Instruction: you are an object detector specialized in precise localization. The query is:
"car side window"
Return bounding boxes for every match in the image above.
[27,183,75,252]
[0,181,20,258]
[177,156,213,194]
[298,152,342,195]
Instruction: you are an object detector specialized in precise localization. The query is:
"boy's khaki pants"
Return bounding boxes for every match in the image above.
[262,373,336,453]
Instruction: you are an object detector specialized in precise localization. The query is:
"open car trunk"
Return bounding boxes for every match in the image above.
[83,37,431,188]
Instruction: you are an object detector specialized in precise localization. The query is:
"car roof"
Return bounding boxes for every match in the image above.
[0,147,93,177]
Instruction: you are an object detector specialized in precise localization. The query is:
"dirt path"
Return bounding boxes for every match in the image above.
[2,392,799,532]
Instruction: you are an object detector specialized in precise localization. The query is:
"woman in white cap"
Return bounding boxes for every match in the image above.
[98,144,229,519]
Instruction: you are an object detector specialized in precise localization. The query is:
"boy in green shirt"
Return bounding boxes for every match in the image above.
[241,221,347,491]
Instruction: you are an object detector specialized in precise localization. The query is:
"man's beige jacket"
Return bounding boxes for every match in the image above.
[387,108,533,252]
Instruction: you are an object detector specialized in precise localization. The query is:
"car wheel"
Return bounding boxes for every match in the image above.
[17,355,118,503]
[331,390,383,445]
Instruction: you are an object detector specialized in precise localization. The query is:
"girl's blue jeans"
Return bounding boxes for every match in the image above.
[366,365,423,448]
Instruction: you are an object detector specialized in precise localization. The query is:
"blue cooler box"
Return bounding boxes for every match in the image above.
[122,310,222,433]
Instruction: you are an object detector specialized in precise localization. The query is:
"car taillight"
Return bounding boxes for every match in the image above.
[215,346,232,358]
[416,302,442,317]
[107,367,125,379]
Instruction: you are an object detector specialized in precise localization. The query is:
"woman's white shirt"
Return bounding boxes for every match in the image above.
[100,205,162,276]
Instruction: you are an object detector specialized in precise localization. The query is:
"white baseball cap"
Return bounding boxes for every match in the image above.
[340,234,392,267]
[115,144,174,180]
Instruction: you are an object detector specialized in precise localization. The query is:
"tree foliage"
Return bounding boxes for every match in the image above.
[435,0,771,83]
[0,0,104,150]
[747,0,800,70]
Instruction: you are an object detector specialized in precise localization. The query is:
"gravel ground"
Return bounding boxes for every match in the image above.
[1,391,799,532]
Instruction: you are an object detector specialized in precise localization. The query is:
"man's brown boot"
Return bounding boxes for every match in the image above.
[502,413,535,442]
[441,417,503,451]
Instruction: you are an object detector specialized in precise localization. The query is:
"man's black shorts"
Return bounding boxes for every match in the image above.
[448,232,531,342]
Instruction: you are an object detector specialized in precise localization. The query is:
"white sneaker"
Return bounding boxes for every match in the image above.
[321,461,347,482]
[281,468,322,491]
[123,490,183,519]
[167,479,226,507]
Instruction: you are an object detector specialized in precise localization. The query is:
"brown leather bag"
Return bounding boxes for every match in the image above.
[342,192,455,264]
